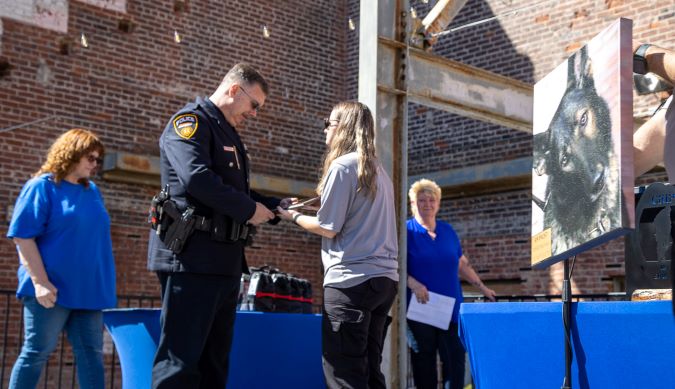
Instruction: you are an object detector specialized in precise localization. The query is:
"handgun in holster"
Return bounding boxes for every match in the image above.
[148,184,196,254]
[162,206,196,254]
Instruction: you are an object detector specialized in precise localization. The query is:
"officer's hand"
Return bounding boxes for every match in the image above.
[248,202,275,226]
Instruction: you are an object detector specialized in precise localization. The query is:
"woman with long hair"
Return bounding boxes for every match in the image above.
[7,128,117,389]
[277,101,398,389]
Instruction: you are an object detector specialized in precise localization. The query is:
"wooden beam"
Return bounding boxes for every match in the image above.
[422,0,468,34]
[409,157,532,197]
[417,0,468,49]
[101,152,160,186]
[250,174,317,197]
[100,152,316,196]
[379,38,534,133]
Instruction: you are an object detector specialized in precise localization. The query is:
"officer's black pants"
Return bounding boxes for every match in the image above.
[152,272,240,389]
[407,320,465,389]
[322,277,397,389]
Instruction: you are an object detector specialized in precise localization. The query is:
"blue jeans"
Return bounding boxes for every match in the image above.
[9,297,104,389]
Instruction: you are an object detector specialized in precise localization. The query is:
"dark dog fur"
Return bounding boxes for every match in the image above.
[533,46,619,253]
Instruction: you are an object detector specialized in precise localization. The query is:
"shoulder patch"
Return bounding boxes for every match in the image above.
[173,114,199,139]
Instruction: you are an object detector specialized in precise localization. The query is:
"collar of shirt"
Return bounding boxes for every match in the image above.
[197,96,236,135]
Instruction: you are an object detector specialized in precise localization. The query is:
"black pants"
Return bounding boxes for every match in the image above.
[407,320,465,389]
[152,272,240,389]
[322,277,397,389]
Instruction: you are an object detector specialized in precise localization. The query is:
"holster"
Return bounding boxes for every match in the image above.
[149,186,255,251]
[162,206,196,254]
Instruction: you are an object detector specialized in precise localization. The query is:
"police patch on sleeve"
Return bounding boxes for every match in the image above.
[173,114,199,139]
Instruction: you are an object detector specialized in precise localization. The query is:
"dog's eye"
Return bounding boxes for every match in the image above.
[579,111,588,128]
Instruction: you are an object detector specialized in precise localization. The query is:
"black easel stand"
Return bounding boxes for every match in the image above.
[561,257,574,389]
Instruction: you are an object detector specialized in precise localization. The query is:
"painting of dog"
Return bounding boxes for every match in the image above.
[531,19,634,268]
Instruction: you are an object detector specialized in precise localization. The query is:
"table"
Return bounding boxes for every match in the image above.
[103,309,324,388]
[459,301,675,389]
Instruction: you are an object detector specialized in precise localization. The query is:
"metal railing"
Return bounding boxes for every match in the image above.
[0,289,626,388]
[0,290,161,389]
[467,292,627,302]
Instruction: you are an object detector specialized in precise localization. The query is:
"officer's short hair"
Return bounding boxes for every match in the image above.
[222,63,269,95]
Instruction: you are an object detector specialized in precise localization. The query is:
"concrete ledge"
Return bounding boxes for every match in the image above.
[101,152,316,196]
[409,157,532,197]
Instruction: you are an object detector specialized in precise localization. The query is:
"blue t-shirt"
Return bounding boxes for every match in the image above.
[7,174,117,310]
[407,218,463,323]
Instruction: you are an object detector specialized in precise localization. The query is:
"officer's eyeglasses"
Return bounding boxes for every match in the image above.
[86,154,103,165]
[240,86,262,113]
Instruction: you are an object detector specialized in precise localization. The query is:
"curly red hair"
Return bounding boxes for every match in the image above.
[35,128,104,186]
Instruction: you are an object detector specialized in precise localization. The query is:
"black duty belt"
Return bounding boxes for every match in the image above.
[193,215,250,240]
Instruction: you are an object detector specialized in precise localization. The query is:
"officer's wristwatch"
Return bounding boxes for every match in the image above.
[633,43,652,75]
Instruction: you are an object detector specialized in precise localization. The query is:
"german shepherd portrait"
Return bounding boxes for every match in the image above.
[532,46,619,254]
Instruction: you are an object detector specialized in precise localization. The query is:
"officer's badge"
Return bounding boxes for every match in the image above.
[173,114,198,139]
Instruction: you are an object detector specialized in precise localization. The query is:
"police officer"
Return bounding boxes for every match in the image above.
[148,63,287,388]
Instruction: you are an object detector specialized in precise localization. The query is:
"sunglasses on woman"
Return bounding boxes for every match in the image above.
[86,154,104,165]
[323,118,339,130]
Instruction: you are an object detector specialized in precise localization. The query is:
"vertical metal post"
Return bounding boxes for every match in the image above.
[561,258,572,389]
[359,1,409,387]
[397,4,410,387]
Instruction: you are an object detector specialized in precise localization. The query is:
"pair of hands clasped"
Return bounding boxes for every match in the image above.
[247,197,318,225]
[246,198,298,225]
[276,197,321,223]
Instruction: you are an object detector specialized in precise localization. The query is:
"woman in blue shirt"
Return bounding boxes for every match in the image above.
[407,178,495,389]
[7,128,117,389]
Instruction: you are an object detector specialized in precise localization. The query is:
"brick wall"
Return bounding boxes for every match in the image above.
[0,2,352,382]
[401,0,675,295]
[1,1,675,381]
[0,0,354,293]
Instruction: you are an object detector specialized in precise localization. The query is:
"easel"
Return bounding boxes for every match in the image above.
[561,256,575,389]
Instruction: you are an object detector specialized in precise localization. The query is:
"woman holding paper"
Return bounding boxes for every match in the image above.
[407,178,496,389]
[277,101,398,389]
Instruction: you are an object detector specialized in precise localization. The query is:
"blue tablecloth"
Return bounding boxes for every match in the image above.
[459,301,675,389]
[103,309,324,389]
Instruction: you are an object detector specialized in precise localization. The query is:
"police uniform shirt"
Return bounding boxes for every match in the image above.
[147,97,280,275]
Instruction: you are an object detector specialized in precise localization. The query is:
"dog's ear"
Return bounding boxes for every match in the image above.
[534,152,548,176]
[533,131,550,176]
[567,51,577,89]
[572,46,594,89]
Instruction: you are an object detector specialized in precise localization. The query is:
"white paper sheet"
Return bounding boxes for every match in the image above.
[406,291,456,330]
